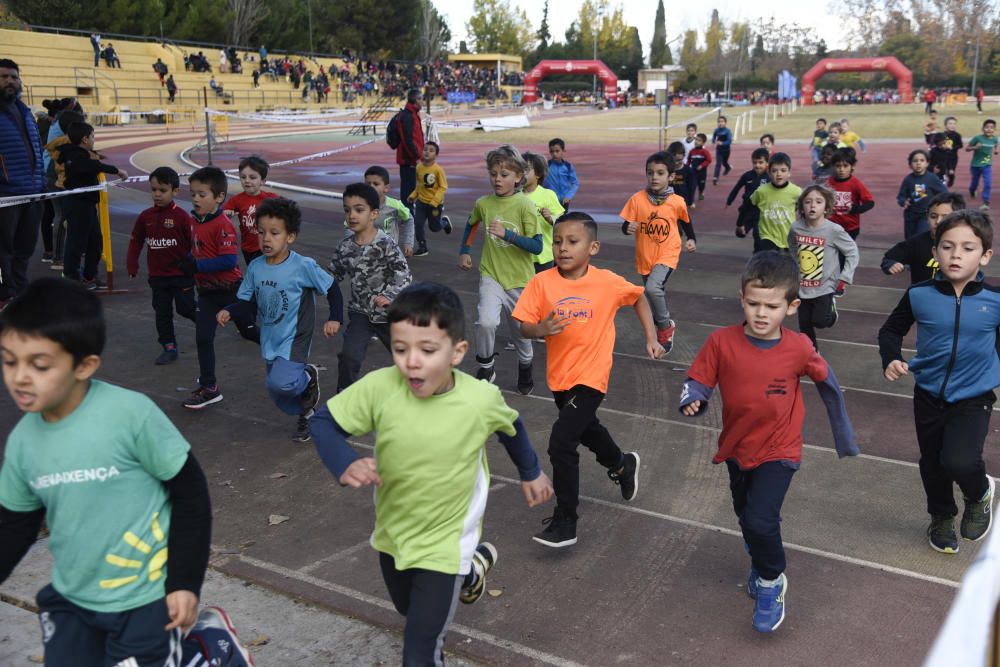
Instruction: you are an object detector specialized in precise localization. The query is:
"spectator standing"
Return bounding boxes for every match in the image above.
[396,89,425,211]
[0,59,45,309]
[89,33,101,67]
[166,75,178,103]
[977,88,986,115]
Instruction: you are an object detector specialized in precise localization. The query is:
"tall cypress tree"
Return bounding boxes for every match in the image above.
[649,0,667,67]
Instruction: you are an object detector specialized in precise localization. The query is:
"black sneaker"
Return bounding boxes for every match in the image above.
[83,277,107,291]
[927,515,959,554]
[293,415,311,442]
[533,508,578,548]
[441,215,452,234]
[460,542,497,604]
[476,365,496,384]
[300,364,321,416]
[154,347,179,365]
[608,452,640,501]
[961,476,995,541]
[517,362,534,395]
[183,385,223,409]
[412,245,429,257]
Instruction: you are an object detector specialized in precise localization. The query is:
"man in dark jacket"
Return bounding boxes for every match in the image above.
[396,89,424,212]
[0,59,44,308]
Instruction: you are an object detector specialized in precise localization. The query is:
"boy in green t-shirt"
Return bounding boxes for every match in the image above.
[749,153,802,253]
[359,165,415,256]
[0,278,252,666]
[309,281,553,666]
[966,118,997,209]
[522,151,565,272]
[459,144,542,394]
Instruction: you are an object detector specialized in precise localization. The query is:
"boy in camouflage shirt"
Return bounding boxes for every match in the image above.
[330,183,412,392]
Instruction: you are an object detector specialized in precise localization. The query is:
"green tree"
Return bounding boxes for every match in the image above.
[881,33,929,79]
[649,0,668,67]
[728,22,751,73]
[537,0,551,51]
[679,29,705,81]
[751,34,765,74]
[704,8,725,71]
[815,38,828,60]
[466,0,535,56]
[410,0,450,63]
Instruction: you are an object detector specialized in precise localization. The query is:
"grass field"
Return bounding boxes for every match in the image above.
[439,102,996,145]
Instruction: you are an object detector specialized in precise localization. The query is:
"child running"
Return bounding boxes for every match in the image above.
[522,151,565,272]
[309,281,553,665]
[897,149,948,239]
[459,145,541,392]
[218,197,342,442]
[407,140,451,256]
[544,138,579,210]
[826,148,875,240]
[942,116,963,187]
[621,151,696,352]
[881,192,965,284]
[787,185,859,349]
[711,115,733,185]
[879,209,999,554]
[728,147,770,244]
[0,278,222,664]
[224,155,278,265]
[126,166,197,365]
[809,118,828,178]
[680,251,858,633]
[513,212,665,547]
[184,166,259,409]
[966,119,997,210]
[750,152,801,253]
[667,141,695,208]
[330,183,412,393]
[363,165,414,256]
[686,133,712,204]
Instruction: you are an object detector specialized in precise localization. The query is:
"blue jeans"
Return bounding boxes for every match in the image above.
[727,460,796,581]
[970,165,993,204]
[265,357,309,415]
[412,200,442,247]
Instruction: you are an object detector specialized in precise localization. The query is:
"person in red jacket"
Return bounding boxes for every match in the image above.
[976,87,985,115]
[127,167,197,365]
[395,88,424,211]
[924,89,937,115]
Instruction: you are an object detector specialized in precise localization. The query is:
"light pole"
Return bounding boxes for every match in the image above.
[971,32,981,96]
[307,0,314,58]
[591,9,602,99]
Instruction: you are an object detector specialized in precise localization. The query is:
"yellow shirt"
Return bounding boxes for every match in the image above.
[841,130,862,149]
[413,162,448,207]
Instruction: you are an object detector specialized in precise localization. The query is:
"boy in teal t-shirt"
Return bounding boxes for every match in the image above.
[309,282,552,666]
[966,119,997,208]
[459,145,542,393]
[0,279,255,666]
[750,153,802,252]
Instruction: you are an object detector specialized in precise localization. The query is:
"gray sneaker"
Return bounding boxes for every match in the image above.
[928,515,959,554]
[961,476,995,541]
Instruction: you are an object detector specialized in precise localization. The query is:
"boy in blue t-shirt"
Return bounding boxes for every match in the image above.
[711,115,733,184]
[544,138,579,210]
[0,278,255,666]
[218,197,343,442]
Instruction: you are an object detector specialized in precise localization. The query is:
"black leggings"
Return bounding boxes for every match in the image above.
[379,552,463,667]
[797,293,836,349]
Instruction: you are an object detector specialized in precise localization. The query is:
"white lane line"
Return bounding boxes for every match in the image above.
[236,555,587,667]
[489,482,507,491]
[342,441,954,589]
[300,539,372,574]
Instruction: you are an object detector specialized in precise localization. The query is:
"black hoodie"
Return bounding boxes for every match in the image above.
[57,143,119,201]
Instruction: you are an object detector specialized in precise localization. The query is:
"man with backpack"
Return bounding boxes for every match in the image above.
[388,89,424,212]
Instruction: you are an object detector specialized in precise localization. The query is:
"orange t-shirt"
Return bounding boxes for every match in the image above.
[619,191,689,275]
[512,265,643,393]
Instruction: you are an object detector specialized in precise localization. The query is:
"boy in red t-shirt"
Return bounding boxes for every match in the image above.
[825,148,874,240]
[679,251,858,634]
[620,151,696,353]
[513,212,664,548]
[685,133,713,203]
[183,167,259,409]
[224,155,279,265]
[126,166,196,365]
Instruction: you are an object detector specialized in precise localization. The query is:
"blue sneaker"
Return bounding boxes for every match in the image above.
[751,573,787,633]
[746,567,759,599]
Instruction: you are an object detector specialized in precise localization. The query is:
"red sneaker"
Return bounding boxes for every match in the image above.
[656,321,675,353]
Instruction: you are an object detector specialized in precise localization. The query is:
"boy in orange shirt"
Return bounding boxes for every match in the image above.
[513,212,665,548]
[621,151,696,353]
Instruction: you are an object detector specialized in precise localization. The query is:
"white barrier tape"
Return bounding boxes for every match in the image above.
[0,138,380,208]
[607,106,723,131]
[205,109,364,127]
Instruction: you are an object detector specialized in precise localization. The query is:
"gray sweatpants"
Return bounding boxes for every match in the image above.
[476,274,532,366]
[642,263,674,329]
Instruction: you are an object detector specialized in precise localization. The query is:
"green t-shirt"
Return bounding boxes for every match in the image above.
[970,134,998,168]
[328,367,518,575]
[470,192,540,290]
[0,381,190,612]
[524,186,565,266]
[750,182,803,249]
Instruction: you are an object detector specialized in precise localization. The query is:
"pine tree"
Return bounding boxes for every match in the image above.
[537,0,551,51]
[649,0,667,67]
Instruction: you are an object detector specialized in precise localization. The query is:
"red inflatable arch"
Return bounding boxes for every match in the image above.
[801,57,913,105]
[522,60,618,104]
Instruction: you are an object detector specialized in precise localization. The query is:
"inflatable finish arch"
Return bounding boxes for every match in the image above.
[801,57,913,105]
[522,60,619,104]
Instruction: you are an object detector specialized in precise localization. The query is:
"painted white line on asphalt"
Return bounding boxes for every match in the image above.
[300,540,372,574]
[236,555,587,667]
